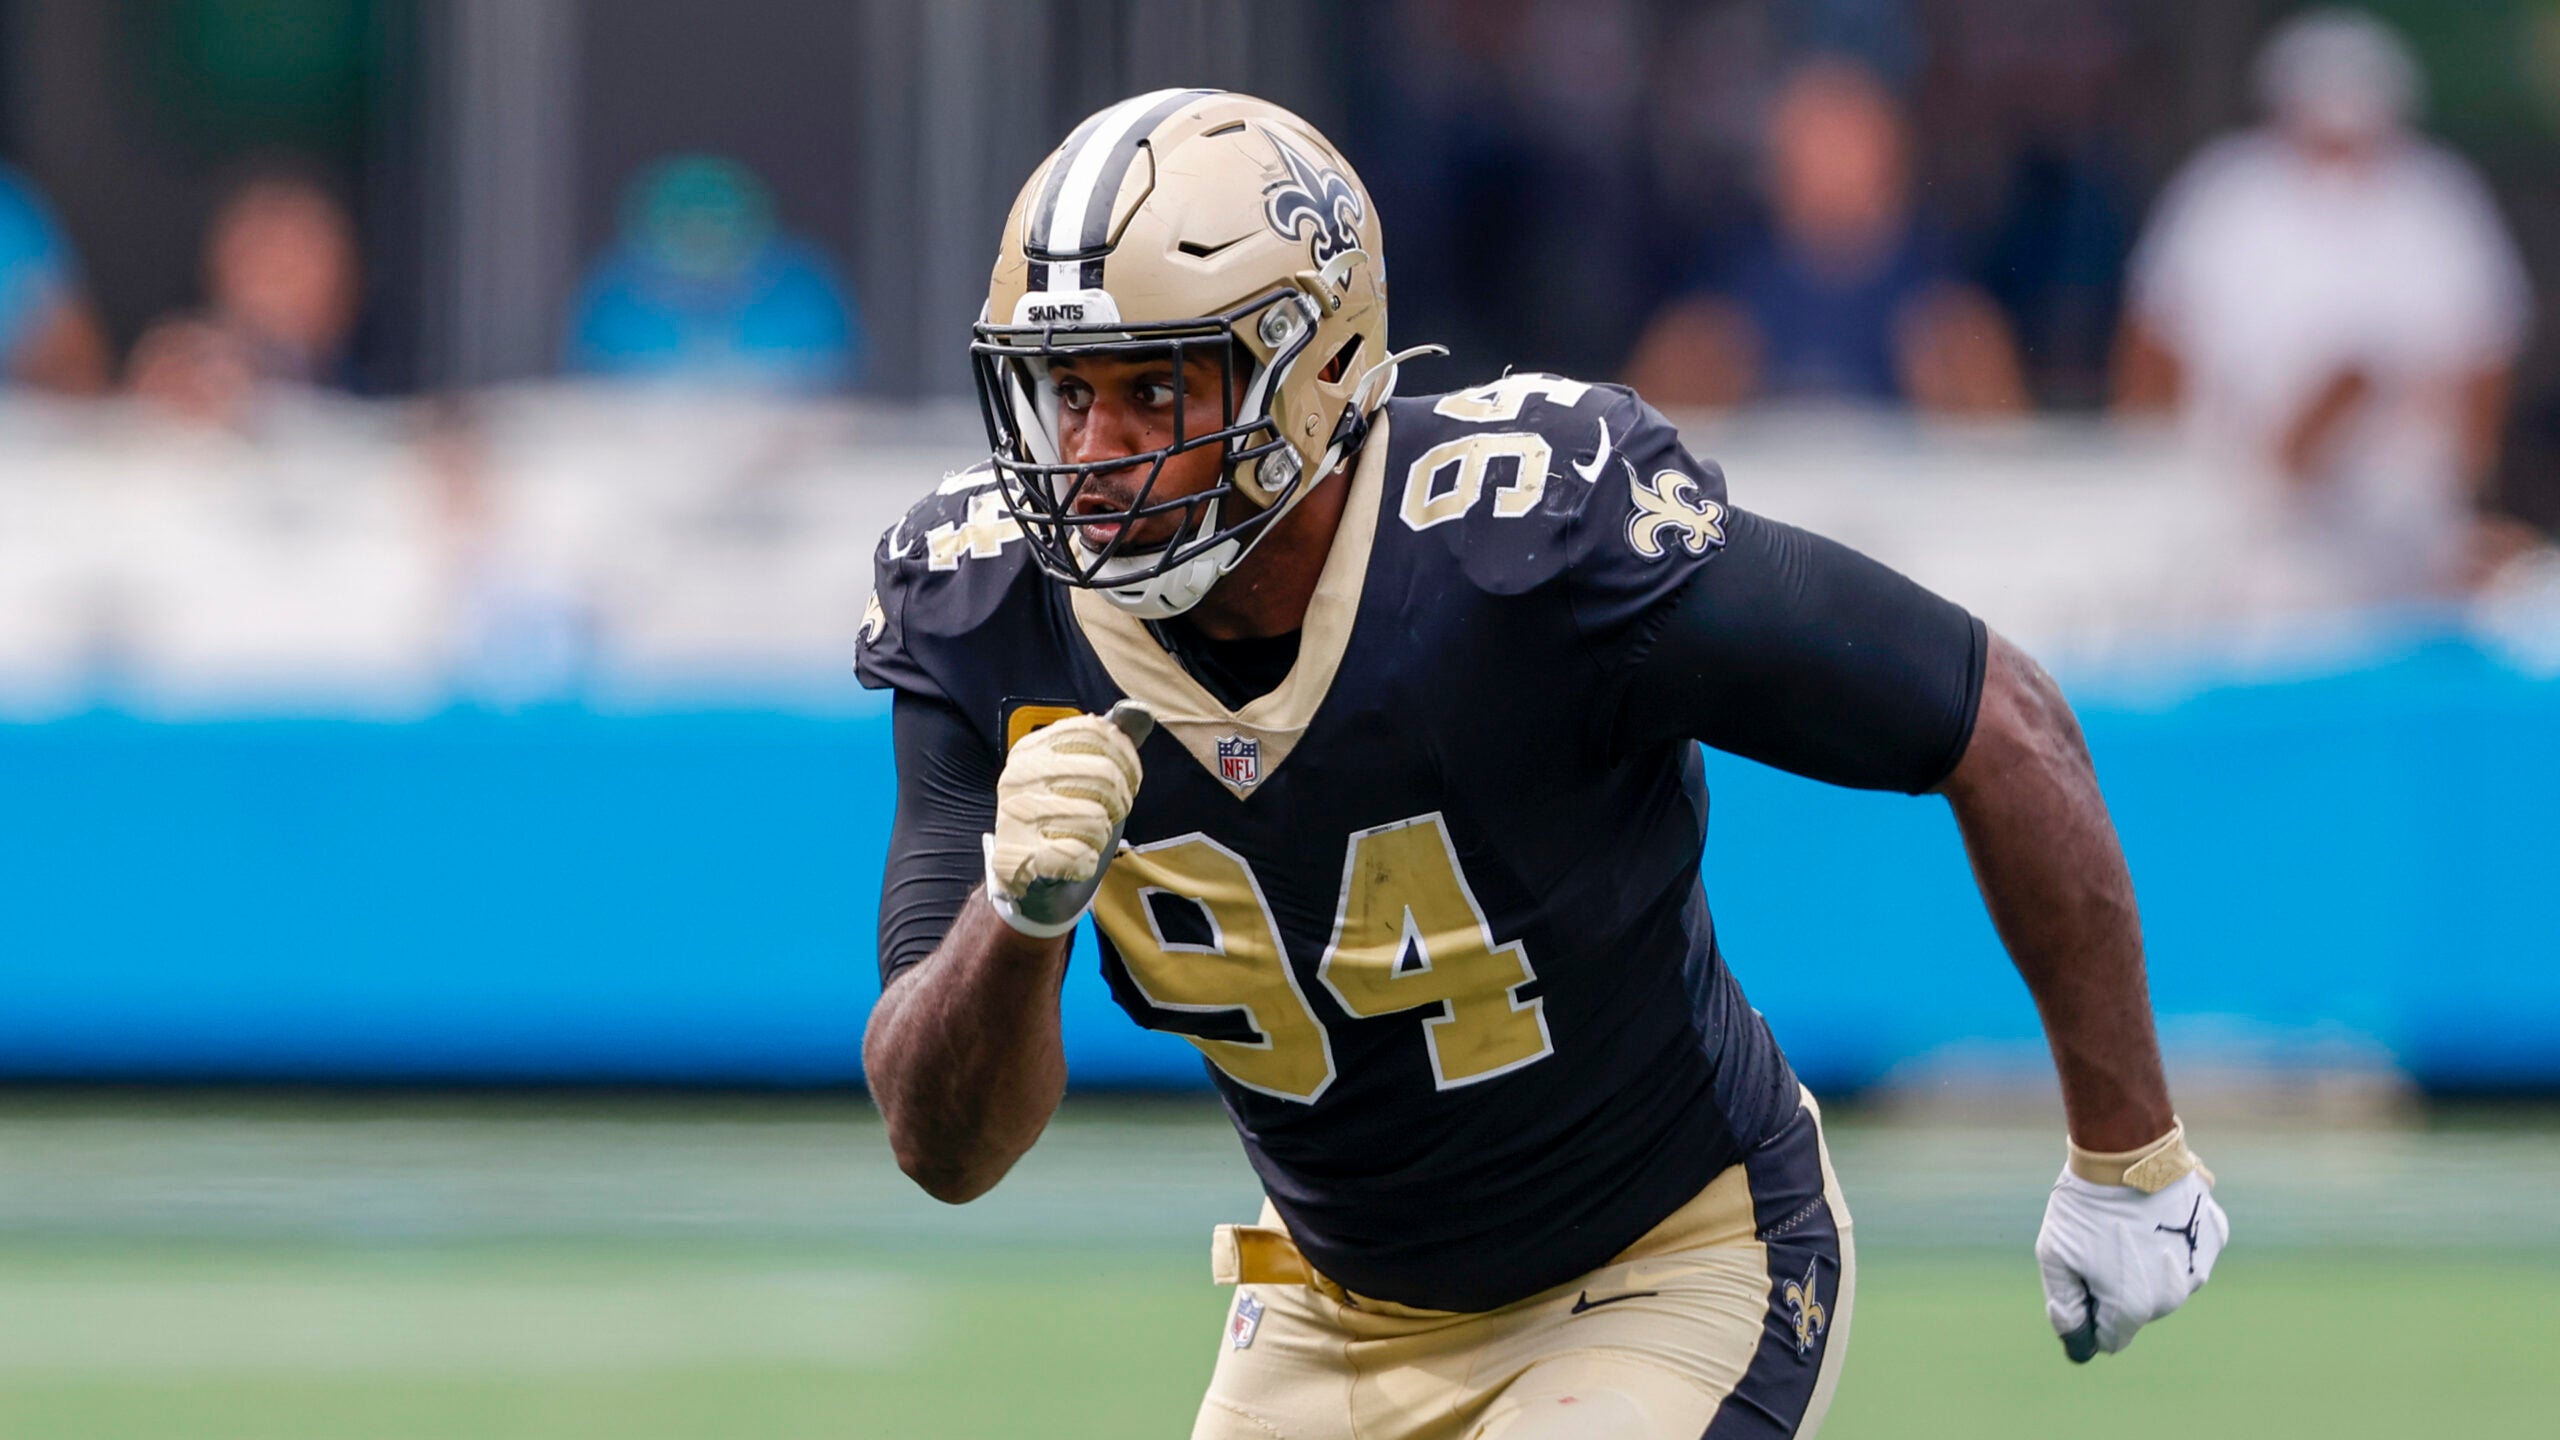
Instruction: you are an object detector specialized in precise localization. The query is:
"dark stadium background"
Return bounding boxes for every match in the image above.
[0,3,2554,1436]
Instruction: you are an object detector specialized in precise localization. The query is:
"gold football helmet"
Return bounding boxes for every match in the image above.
[971,89,1403,618]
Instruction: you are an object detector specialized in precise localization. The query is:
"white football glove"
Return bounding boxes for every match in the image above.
[982,701,1153,937]
[2036,1120,2229,1363]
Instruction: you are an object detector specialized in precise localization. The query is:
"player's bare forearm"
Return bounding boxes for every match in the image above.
[863,891,1073,1203]
[1939,631,2175,1150]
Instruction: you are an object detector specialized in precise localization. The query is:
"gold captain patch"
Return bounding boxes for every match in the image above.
[1002,700,1083,753]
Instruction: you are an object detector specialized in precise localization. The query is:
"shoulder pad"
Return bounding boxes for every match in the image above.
[1381,376,1727,598]
[1404,371,1626,438]
[855,462,1047,697]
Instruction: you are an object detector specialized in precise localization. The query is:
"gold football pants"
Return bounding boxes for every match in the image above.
[1193,1092,1853,1440]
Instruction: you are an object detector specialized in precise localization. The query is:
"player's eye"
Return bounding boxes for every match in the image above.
[1135,379,1178,409]
[1054,375,1093,411]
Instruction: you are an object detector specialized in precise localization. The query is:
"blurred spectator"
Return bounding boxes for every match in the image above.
[1624,57,2026,415]
[127,169,364,426]
[1928,0,2143,409]
[124,318,260,428]
[1354,0,1658,379]
[2114,9,2532,599]
[564,155,864,392]
[0,163,112,394]
[1978,146,2134,409]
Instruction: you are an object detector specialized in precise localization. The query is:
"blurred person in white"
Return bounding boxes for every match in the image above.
[2114,9,2533,603]
[1624,56,2027,416]
[0,162,112,393]
[126,169,364,427]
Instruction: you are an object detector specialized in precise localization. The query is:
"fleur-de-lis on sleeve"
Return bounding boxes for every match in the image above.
[1626,468,1726,561]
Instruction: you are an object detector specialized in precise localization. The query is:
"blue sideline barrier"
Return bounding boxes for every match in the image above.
[2,640,2554,1090]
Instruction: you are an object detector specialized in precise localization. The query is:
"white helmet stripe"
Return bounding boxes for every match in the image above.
[1027,107,1121,255]
[1033,88,1211,293]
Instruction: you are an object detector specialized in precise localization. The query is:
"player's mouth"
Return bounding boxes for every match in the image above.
[1069,491,1129,550]
[1069,484,1155,553]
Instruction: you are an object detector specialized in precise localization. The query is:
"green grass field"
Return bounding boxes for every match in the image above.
[2,1095,2554,1438]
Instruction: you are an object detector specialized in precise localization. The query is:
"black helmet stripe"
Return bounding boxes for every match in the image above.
[1025,87,1218,295]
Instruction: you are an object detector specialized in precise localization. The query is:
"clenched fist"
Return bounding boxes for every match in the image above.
[2037,1121,2229,1363]
[983,701,1154,937]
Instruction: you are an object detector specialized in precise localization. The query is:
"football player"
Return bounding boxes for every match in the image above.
[858,90,2227,1439]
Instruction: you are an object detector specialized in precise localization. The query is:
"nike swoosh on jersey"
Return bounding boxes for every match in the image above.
[1569,1288,1660,1314]
[1571,417,1614,482]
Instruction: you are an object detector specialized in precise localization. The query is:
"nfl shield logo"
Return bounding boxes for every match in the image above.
[1229,1292,1265,1350]
[1217,734,1261,788]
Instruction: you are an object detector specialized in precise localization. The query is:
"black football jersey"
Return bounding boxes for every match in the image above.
[861,375,1848,1311]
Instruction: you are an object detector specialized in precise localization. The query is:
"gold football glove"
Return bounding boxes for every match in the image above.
[983,701,1153,937]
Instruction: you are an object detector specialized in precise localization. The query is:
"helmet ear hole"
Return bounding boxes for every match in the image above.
[1316,335,1362,386]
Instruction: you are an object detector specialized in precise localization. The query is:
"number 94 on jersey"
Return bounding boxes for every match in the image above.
[1091,813,1555,1103]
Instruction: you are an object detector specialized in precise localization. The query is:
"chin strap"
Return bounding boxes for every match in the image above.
[1098,530,1242,620]
[1351,343,1445,415]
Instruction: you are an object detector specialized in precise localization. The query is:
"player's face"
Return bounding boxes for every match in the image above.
[1050,350,1239,555]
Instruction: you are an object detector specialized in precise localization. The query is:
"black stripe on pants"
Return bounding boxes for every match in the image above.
[1701,1104,1842,1438]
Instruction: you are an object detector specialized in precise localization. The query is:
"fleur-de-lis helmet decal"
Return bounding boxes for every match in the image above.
[1261,129,1366,270]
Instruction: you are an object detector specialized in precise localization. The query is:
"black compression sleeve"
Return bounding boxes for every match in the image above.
[878,690,1001,987]
[1616,508,1988,793]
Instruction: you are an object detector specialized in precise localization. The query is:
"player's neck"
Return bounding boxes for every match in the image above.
[1180,465,1352,641]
